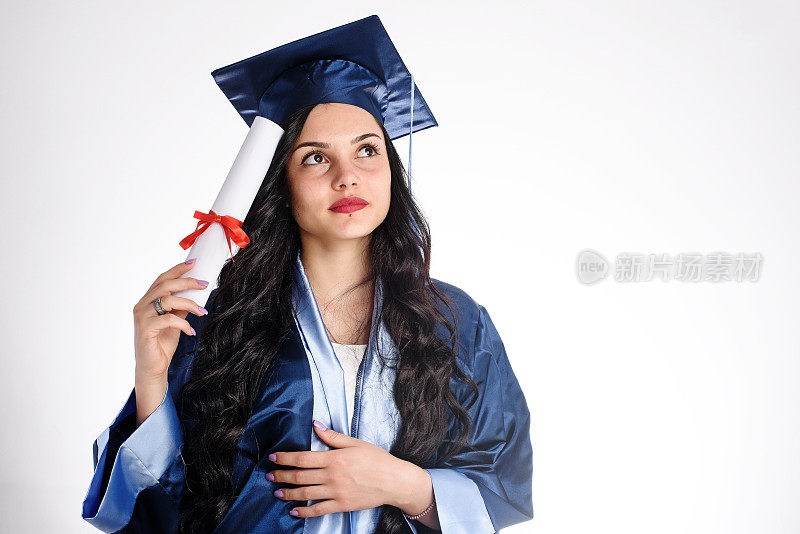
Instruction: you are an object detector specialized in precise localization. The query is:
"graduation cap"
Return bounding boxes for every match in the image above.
[211,14,437,145]
[176,15,434,307]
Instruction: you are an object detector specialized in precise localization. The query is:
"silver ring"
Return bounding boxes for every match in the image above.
[153,297,167,315]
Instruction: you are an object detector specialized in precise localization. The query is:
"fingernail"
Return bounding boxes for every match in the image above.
[313,419,327,431]
[185,258,196,264]
[290,510,299,517]
[190,327,196,336]
[198,280,209,287]
[268,453,277,462]
[274,489,284,498]
[266,472,275,482]
[199,306,208,315]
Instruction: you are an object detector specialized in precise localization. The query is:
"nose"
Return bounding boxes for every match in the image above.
[333,160,361,191]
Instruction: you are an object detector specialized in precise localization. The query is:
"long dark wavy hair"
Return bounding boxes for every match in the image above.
[176,103,480,533]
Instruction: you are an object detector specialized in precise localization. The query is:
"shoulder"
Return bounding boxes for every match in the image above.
[429,278,486,369]
[429,278,511,369]
[430,278,482,319]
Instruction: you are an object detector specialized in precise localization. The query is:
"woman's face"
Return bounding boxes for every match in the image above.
[286,102,391,244]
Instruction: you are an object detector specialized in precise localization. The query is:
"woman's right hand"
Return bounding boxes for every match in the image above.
[133,259,210,383]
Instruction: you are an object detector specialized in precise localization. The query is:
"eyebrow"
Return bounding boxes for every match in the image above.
[292,133,382,154]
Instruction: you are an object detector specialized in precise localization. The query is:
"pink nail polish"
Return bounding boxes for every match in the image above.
[290,510,299,517]
[185,258,196,264]
[313,419,327,431]
[269,453,277,462]
[274,489,284,498]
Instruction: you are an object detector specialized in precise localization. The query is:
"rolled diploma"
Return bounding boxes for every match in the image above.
[174,115,284,307]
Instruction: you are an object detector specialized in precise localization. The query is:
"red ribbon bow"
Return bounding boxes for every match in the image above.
[179,209,249,264]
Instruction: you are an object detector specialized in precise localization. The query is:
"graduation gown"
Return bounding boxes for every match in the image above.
[82,251,533,533]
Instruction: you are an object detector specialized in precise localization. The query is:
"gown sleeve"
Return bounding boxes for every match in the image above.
[81,289,218,533]
[404,304,534,534]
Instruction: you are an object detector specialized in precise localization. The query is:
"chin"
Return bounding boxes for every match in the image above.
[335,227,375,240]
[327,220,379,240]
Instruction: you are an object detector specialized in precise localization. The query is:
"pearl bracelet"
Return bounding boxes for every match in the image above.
[404,497,436,521]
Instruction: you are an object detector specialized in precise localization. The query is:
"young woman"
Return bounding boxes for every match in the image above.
[82,16,532,534]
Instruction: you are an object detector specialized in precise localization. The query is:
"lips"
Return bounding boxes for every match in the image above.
[329,196,368,213]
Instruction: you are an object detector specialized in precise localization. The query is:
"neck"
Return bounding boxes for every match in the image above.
[299,234,372,307]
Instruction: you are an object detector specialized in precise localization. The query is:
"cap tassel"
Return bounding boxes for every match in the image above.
[407,73,423,243]
[408,73,415,190]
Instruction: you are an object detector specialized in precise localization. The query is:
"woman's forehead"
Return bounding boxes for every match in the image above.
[299,103,384,141]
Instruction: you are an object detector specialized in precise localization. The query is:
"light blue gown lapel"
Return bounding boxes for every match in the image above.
[290,251,402,534]
[291,253,350,437]
[348,283,403,533]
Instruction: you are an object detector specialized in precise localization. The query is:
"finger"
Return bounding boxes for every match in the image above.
[142,294,208,320]
[142,312,195,338]
[289,499,344,518]
[312,420,357,448]
[275,484,330,503]
[146,276,208,304]
[271,450,328,469]
[147,259,198,293]
[137,277,208,318]
[270,468,327,486]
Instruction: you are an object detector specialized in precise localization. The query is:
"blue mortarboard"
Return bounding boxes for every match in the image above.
[210,14,437,179]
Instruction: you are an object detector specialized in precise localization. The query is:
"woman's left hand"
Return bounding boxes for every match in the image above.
[266,419,425,518]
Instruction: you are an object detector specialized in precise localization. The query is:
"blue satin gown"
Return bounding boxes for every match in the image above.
[81,251,533,533]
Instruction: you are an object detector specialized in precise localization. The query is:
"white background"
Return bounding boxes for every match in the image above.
[1,1,798,532]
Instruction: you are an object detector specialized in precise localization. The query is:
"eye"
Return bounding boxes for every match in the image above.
[300,150,327,166]
[357,143,381,158]
[300,143,381,166]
